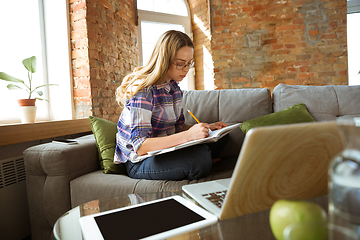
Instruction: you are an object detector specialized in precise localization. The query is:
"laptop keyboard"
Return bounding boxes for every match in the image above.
[202,190,227,208]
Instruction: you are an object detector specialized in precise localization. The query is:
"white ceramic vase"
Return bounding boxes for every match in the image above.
[20,106,37,123]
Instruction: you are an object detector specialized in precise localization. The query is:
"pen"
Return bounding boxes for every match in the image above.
[187,109,200,123]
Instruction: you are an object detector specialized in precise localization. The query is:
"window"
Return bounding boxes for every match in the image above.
[138,0,188,16]
[0,0,45,123]
[347,0,360,86]
[138,0,195,90]
[0,0,72,124]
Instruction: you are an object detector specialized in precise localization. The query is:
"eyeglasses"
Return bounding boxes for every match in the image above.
[172,61,195,70]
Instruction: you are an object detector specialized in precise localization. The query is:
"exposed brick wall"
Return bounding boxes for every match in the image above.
[70,0,138,122]
[188,0,212,90]
[70,0,91,118]
[69,0,347,118]
[209,0,348,91]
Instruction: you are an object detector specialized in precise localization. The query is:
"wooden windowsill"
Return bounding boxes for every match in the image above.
[0,118,92,146]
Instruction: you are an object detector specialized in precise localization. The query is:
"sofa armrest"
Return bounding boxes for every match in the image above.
[24,134,99,240]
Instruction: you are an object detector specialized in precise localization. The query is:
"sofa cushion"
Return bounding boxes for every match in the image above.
[70,157,237,208]
[272,84,360,121]
[182,88,272,158]
[89,116,127,174]
[332,85,360,118]
[183,88,272,124]
[239,103,315,135]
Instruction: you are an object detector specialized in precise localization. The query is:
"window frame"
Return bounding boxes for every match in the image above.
[41,0,74,121]
[347,0,360,86]
[137,10,192,65]
[137,0,195,90]
[0,0,73,125]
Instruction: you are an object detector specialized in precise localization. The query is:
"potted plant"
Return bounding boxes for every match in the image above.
[0,56,58,123]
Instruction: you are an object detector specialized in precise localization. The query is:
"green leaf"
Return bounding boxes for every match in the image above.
[35,97,48,102]
[22,56,37,73]
[32,83,59,91]
[0,72,24,83]
[36,90,43,96]
[7,84,23,90]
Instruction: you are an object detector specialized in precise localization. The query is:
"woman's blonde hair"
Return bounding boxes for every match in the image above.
[116,30,194,105]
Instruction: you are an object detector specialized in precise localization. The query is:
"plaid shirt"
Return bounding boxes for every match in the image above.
[114,80,185,163]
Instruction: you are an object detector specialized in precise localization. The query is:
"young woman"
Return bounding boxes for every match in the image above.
[114,30,228,181]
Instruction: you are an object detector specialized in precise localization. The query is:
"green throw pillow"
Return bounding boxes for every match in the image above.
[89,116,127,175]
[239,103,315,135]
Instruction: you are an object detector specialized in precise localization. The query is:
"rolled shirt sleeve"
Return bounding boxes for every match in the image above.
[114,88,153,163]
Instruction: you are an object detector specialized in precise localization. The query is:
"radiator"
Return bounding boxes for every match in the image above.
[0,156,26,188]
[0,156,31,240]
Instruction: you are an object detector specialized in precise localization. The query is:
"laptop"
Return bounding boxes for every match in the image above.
[182,121,344,220]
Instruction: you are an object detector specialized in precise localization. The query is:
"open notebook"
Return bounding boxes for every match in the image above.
[135,123,241,161]
[183,121,344,220]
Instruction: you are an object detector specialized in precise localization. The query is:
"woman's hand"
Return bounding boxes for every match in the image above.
[185,123,210,141]
[210,121,228,131]
[137,123,210,156]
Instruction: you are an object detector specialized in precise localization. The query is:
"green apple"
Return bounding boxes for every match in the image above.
[269,199,328,240]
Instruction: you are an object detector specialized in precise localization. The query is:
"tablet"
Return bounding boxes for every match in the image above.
[79,195,218,240]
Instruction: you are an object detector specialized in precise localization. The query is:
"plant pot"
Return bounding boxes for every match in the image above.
[17,99,37,123]
[17,99,36,107]
[19,106,37,123]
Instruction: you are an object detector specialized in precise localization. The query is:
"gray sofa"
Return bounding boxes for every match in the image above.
[24,84,360,240]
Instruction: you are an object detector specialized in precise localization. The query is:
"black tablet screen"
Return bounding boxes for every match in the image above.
[94,198,205,240]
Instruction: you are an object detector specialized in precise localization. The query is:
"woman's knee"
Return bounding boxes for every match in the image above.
[185,145,212,180]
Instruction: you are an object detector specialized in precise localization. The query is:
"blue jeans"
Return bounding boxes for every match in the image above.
[125,135,229,181]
